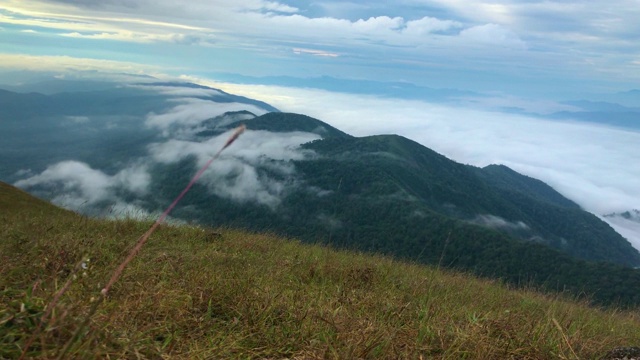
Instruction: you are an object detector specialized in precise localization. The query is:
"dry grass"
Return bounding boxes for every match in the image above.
[2,184,640,359]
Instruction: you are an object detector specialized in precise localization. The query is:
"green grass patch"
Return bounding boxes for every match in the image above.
[1,184,639,359]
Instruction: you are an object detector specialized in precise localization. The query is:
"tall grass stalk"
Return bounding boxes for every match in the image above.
[101,125,245,297]
[102,124,245,297]
[30,125,245,359]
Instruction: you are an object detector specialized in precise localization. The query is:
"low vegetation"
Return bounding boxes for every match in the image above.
[1,182,640,359]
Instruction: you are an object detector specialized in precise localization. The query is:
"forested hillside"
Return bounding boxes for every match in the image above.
[4,84,640,307]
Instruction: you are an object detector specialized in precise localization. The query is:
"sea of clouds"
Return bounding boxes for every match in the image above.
[11,79,640,250]
[193,80,640,250]
[14,84,321,216]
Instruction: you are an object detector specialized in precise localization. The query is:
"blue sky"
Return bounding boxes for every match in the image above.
[1,0,640,247]
[1,0,640,97]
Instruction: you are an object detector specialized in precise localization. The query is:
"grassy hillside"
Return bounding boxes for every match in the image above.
[2,183,640,359]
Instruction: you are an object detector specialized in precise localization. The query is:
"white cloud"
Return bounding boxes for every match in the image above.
[260,0,298,13]
[148,129,321,207]
[60,30,217,44]
[0,1,208,32]
[1,1,524,51]
[114,165,152,194]
[14,160,150,211]
[145,98,269,131]
[201,158,285,207]
[0,53,165,76]
[471,214,530,231]
[403,16,463,35]
[228,131,321,164]
[61,31,149,43]
[603,215,640,251]
[352,16,403,33]
[15,161,111,205]
[459,23,526,49]
[148,129,320,167]
[293,48,340,58]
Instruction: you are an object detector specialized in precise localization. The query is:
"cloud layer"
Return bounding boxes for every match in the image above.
[197,80,640,248]
[13,83,320,212]
[145,98,268,132]
[148,130,320,207]
[471,214,529,231]
[14,160,150,215]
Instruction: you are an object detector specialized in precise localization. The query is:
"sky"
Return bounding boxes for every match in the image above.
[1,0,640,97]
[0,0,639,246]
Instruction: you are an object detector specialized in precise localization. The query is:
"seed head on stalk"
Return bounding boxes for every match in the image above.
[101,124,246,296]
[51,124,247,360]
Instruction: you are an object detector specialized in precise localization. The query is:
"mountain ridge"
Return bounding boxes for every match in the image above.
[3,81,640,306]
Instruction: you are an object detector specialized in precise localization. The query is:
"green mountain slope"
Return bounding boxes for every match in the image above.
[137,113,640,307]
[228,111,352,138]
[3,83,640,307]
[2,182,640,359]
[477,164,580,209]
[0,181,69,215]
[224,113,640,265]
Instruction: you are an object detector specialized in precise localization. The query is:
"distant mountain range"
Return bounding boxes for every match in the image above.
[3,80,640,306]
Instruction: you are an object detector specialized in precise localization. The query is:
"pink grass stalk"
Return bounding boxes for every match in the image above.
[23,125,245,360]
[102,124,246,296]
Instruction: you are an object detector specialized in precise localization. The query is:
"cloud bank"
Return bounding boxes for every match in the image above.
[15,128,320,212]
[14,160,150,216]
[149,130,320,208]
[13,82,320,212]
[145,98,268,132]
[603,216,640,251]
[471,214,529,231]
[197,80,640,248]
